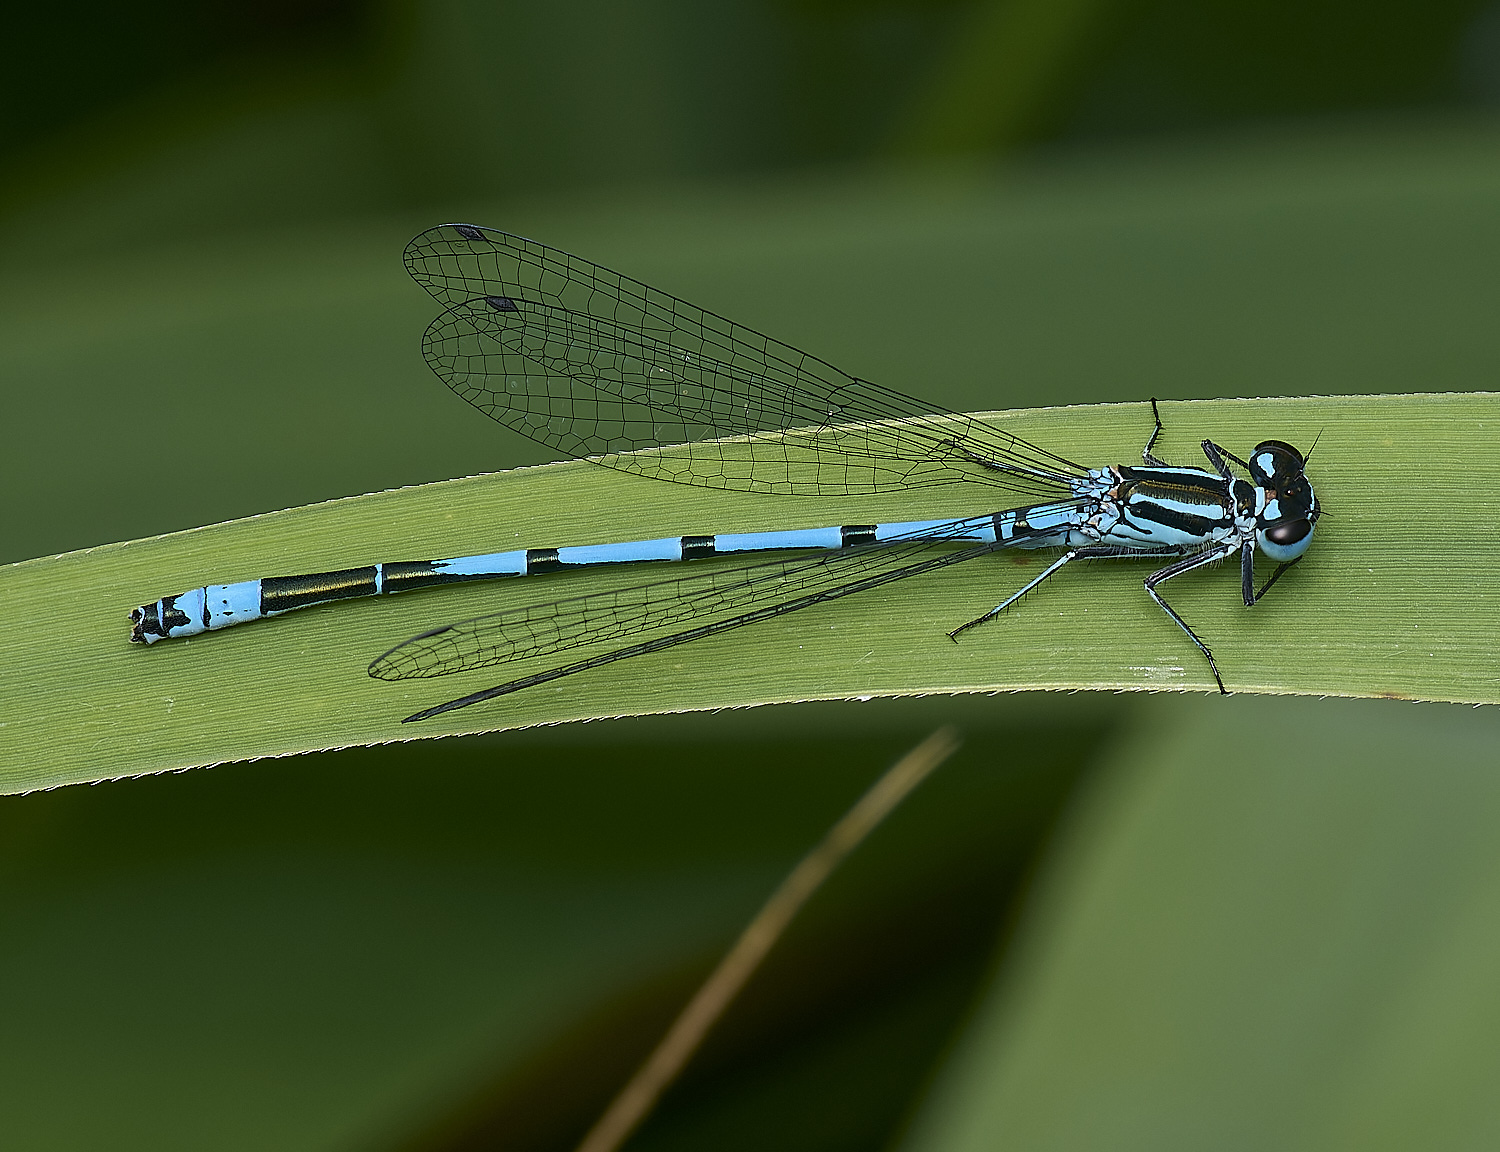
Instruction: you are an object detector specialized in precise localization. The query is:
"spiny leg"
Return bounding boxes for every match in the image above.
[1139,400,1249,477]
[948,544,1187,640]
[1251,556,1301,603]
[1240,547,1303,608]
[1142,543,1241,693]
[948,551,1080,640]
[1200,438,1249,480]
[1142,398,1168,466]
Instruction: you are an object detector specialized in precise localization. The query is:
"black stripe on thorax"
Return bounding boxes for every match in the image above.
[1115,470,1233,539]
[1123,500,1225,537]
[1117,466,1232,499]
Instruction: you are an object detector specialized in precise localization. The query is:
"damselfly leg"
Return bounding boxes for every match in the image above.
[946,543,1221,674]
[1143,542,1243,692]
[1141,398,1169,467]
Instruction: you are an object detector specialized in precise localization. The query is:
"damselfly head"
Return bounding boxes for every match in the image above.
[1249,440,1317,562]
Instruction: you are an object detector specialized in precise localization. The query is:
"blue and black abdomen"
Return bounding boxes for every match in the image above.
[127,518,1013,643]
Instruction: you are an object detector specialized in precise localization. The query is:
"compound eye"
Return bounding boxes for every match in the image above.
[1249,440,1304,485]
[1258,518,1313,562]
[1266,519,1309,547]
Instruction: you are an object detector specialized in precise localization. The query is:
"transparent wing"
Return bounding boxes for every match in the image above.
[368,515,1012,685]
[405,223,1087,499]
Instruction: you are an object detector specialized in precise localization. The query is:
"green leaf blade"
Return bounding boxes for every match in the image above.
[4,391,1495,790]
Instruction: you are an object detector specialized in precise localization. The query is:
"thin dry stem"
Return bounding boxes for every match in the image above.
[573,725,964,1152]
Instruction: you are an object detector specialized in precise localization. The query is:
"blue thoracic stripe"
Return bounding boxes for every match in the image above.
[1125,500,1222,538]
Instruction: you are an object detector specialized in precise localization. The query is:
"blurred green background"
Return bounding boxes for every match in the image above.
[4,1,1500,1148]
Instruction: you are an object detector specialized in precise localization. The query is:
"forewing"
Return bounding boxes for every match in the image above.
[406,223,1086,498]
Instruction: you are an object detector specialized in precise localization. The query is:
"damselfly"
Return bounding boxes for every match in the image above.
[129,224,1321,721]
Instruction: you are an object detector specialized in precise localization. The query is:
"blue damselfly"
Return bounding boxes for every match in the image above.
[129,224,1321,721]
